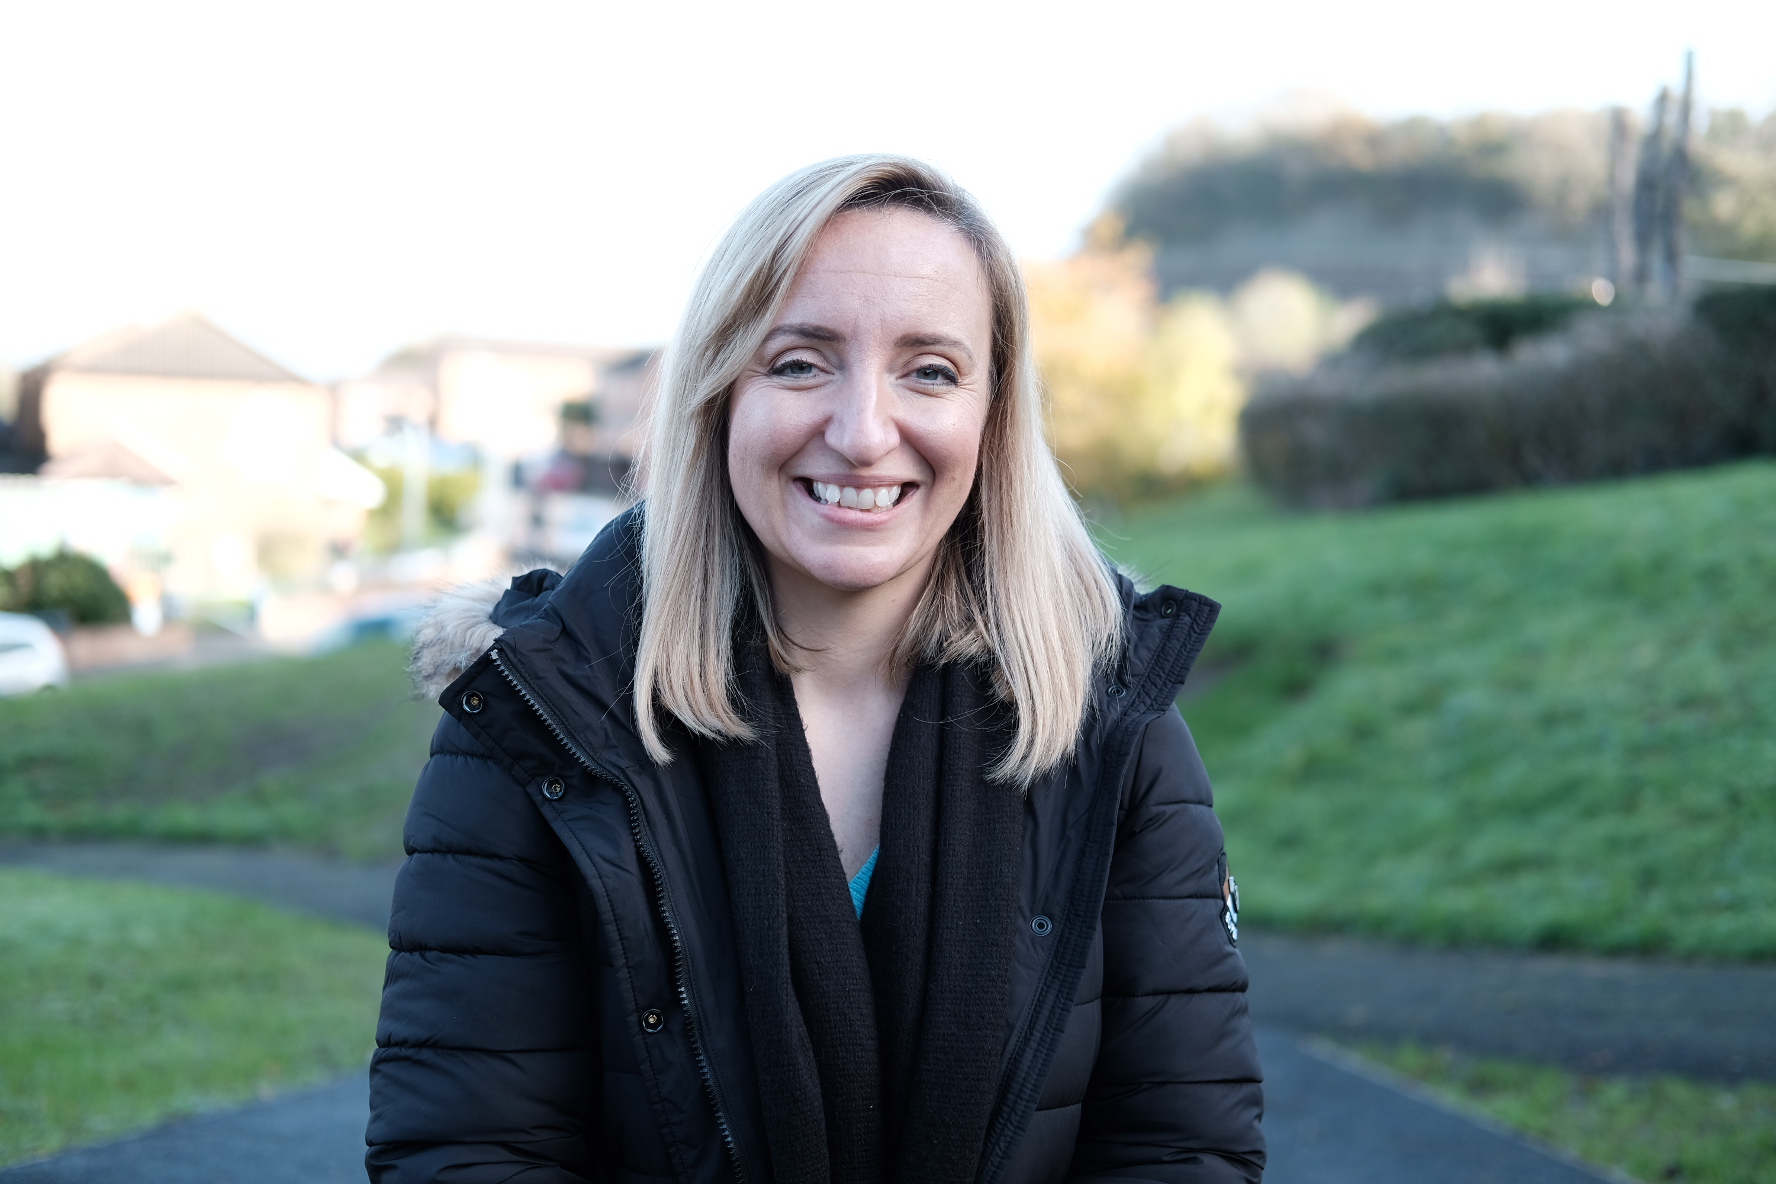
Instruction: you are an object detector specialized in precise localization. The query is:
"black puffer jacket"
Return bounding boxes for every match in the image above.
[368,510,1264,1183]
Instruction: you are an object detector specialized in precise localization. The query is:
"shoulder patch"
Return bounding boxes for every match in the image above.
[1221,870,1240,945]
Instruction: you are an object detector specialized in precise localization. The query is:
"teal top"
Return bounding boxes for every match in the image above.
[848,847,879,919]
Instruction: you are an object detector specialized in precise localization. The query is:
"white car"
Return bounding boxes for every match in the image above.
[0,612,71,696]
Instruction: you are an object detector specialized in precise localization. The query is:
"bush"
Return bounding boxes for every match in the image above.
[1241,289,1776,507]
[0,550,130,626]
[1347,294,1596,362]
[1696,283,1776,348]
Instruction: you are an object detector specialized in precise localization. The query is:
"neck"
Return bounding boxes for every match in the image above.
[768,559,930,694]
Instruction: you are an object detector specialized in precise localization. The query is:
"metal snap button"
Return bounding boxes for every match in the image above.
[1108,683,1126,698]
[542,776,565,800]
[1031,915,1053,936]
[1160,600,1177,617]
[461,690,484,713]
[641,1008,665,1033]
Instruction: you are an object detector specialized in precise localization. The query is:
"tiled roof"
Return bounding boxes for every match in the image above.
[370,335,637,374]
[56,312,306,384]
[38,438,179,485]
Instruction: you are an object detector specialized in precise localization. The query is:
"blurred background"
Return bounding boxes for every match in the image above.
[1,2,1773,1182]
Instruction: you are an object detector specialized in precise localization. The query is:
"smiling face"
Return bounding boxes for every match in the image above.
[727,206,994,601]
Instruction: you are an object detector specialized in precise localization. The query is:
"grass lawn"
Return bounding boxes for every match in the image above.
[0,868,388,1167]
[0,641,436,860]
[1351,1041,1776,1184]
[1100,460,1776,959]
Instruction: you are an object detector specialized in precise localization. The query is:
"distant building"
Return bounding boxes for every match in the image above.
[335,337,657,562]
[4,313,384,603]
[334,336,656,459]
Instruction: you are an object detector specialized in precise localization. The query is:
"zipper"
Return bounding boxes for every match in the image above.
[490,646,749,1184]
[979,706,1143,1184]
[983,602,1207,1182]
[979,641,1182,1182]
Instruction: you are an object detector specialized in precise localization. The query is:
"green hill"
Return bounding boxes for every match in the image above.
[1102,461,1776,959]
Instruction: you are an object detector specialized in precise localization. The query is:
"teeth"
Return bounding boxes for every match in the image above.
[809,482,903,511]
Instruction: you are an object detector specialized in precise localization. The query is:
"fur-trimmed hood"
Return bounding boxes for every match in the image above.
[408,566,562,700]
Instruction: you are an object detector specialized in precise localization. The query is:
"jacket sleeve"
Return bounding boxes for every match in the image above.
[1070,705,1265,1183]
[366,712,604,1184]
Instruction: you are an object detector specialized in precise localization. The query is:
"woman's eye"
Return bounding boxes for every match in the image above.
[771,358,818,379]
[913,364,958,385]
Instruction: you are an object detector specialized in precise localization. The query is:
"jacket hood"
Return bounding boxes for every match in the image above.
[410,574,522,700]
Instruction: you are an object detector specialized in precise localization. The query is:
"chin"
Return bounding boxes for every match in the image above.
[791,548,917,594]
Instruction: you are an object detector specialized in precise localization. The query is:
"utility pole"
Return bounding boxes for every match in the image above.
[1607,107,1637,289]
[1632,88,1669,298]
[400,417,430,553]
[1662,51,1695,300]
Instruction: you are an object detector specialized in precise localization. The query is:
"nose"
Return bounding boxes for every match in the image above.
[823,370,899,466]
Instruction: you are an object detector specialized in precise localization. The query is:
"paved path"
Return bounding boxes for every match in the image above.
[0,1076,369,1184]
[1244,931,1776,1082]
[8,840,1761,1181]
[1257,1028,1615,1184]
[0,842,399,931]
[6,841,1769,1081]
[0,1037,1615,1184]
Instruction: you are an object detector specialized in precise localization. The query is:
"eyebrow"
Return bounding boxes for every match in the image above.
[763,323,843,345]
[898,333,975,362]
[760,324,977,364]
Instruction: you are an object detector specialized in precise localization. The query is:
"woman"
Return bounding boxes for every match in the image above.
[370,155,1264,1184]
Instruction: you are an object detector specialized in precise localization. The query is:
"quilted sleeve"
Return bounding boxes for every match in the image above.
[366,713,603,1184]
[1069,705,1265,1183]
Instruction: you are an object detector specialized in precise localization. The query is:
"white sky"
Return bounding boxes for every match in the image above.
[2,0,1772,380]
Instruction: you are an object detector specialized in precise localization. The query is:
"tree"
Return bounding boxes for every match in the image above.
[1027,232,1244,499]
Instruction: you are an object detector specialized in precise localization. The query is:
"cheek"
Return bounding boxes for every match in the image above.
[726,386,769,466]
[916,399,990,496]
[727,387,797,487]
[725,392,781,531]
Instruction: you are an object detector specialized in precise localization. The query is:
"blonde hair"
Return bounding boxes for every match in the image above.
[633,154,1122,783]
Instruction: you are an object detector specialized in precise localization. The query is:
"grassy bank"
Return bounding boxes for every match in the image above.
[0,869,387,1166]
[1102,461,1776,959]
[1353,1042,1776,1184]
[0,641,435,860]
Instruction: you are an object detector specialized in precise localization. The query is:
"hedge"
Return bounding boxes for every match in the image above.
[1347,294,1598,362]
[1240,289,1776,508]
[0,551,131,626]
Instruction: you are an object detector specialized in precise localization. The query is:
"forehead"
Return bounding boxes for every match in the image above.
[782,207,991,324]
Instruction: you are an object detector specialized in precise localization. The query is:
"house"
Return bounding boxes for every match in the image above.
[334,335,655,458]
[5,313,384,604]
[334,336,657,560]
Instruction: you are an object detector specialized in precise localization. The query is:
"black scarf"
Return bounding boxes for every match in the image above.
[696,639,1024,1184]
